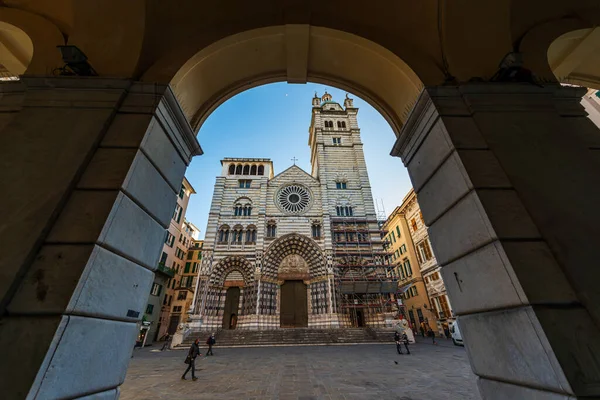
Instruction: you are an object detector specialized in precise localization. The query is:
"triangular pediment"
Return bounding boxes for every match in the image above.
[269,164,318,185]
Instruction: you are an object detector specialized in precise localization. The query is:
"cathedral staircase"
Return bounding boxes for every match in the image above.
[178,327,396,348]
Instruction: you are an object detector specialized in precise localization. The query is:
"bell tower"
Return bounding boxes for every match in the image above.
[308,92,377,222]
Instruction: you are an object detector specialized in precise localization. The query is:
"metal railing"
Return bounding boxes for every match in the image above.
[156,262,175,277]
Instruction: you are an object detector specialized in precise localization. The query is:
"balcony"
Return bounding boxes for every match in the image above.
[156,262,175,278]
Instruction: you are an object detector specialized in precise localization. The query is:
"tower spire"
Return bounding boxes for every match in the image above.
[312,91,320,107]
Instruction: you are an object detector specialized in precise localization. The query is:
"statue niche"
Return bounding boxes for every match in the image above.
[278,254,309,281]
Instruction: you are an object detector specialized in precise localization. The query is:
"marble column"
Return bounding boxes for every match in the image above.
[0,77,201,399]
[392,83,600,399]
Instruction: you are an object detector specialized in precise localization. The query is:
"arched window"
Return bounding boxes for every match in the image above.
[341,121,346,128]
[234,198,252,217]
[258,165,264,175]
[337,121,342,128]
[243,165,250,175]
[245,226,257,243]
[336,205,353,217]
[232,226,243,244]
[228,164,235,175]
[312,223,322,238]
[266,222,277,238]
[218,225,230,243]
[235,164,242,175]
[234,205,243,216]
[250,165,257,175]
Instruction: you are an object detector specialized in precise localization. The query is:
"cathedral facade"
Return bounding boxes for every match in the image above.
[191,93,395,331]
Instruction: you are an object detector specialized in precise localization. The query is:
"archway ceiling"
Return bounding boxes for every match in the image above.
[1,1,599,124]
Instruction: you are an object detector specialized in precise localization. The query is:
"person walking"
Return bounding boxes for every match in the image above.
[394,331,403,354]
[443,323,450,339]
[161,334,171,351]
[427,326,437,345]
[401,332,411,354]
[419,322,425,337]
[206,333,216,356]
[182,338,201,381]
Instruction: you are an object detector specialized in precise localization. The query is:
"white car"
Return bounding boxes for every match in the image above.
[450,320,464,346]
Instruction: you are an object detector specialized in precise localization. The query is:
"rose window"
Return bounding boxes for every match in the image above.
[276,185,311,214]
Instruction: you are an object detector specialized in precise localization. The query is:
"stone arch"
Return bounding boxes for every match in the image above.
[234,196,252,205]
[546,26,600,88]
[0,21,33,77]
[210,256,254,287]
[262,233,326,279]
[160,26,426,135]
[0,8,63,76]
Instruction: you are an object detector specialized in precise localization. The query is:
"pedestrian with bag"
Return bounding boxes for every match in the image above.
[182,338,201,381]
[206,333,216,356]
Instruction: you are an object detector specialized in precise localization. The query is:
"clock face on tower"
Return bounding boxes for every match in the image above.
[276,184,312,214]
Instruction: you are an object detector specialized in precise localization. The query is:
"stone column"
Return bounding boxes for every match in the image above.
[392,83,600,399]
[0,77,201,399]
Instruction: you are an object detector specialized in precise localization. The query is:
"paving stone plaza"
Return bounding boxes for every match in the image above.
[121,340,479,400]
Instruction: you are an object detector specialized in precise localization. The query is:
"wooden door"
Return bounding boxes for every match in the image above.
[222,287,240,329]
[356,309,365,327]
[280,280,308,327]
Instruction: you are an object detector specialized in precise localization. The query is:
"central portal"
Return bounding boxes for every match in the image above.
[280,280,308,328]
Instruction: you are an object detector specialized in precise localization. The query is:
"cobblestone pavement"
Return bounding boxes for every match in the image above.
[121,341,480,400]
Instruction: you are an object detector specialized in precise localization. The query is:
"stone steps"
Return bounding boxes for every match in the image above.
[178,327,396,348]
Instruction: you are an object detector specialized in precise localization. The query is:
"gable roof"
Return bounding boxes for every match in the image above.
[269,164,318,184]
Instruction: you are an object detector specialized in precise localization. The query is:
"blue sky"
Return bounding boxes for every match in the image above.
[184,83,412,239]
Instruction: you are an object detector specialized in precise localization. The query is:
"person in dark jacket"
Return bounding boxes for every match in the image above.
[394,331,403,354]
[206,333,216,356]
[427,326,437,345]
[401,332,411,354]
[161,334,171,351]
[182,338,201,381]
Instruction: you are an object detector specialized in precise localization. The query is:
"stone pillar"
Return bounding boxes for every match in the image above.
[0,77,201,399]
[392,83,600,399]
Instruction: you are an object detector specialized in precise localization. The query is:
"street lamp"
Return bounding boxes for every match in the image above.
[56,45,98,76]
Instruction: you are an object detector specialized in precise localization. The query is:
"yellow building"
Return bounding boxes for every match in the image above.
[402,189,454,336]
[382,198,438,336]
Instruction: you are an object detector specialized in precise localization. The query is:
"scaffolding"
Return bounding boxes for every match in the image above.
[331,216,398,325]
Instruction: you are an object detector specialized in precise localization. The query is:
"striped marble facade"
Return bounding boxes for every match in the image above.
[190,94,392,331]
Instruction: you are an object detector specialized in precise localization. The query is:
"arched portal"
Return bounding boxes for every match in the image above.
[261,234,332,328]
[202,256,256,331]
